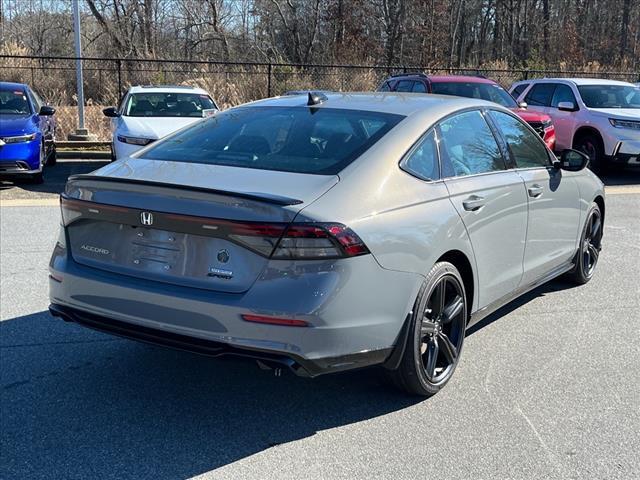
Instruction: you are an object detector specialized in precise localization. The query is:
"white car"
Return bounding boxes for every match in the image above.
[103,85,218,160]
[509,78,640,171]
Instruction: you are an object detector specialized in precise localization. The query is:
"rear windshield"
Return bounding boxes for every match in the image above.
[140,106,405,175]
[431,82,518,108]
[577,85,640,109]
[124,92,217,117]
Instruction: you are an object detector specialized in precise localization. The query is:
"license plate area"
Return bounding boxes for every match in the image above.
[68,221,268,293]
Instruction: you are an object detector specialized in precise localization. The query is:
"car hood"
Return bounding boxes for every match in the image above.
[0,114,34,136]
[119,116,204,140]
[89,158,339,209]
[589,108,640,120]
[511,109,551,123]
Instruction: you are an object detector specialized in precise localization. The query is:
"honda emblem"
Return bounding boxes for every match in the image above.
[140,211,154,226]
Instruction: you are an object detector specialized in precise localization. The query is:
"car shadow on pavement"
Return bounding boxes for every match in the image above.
[466,278,577,336]
[1,311,419,479]
[598,167,640,186]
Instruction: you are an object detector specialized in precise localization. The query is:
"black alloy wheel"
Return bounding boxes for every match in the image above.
[389,261,467,397]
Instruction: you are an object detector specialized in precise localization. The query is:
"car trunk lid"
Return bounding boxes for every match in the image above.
[63,159,338,293]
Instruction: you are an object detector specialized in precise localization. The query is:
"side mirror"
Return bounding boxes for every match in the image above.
[39,105,55,116]
[557,101,576,112]
[558,149,589,171]
[518,101,528,109]
[103,106,120,118]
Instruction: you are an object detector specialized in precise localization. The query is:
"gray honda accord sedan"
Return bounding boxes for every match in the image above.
[49,92,604,396]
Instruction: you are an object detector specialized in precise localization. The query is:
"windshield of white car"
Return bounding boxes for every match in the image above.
[0,88,31,115]
[123,92,217,117]
[430,82,518,108]
[140,106,405,175]
[578,85,640,109]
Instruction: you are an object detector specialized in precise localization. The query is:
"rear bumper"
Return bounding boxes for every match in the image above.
[49,303,392,377]
[49,239,421,375]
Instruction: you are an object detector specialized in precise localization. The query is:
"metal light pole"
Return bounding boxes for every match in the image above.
[73,0,84,129]
[69,0,94,140]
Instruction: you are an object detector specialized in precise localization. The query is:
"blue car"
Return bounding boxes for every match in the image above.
[0,82,57,183]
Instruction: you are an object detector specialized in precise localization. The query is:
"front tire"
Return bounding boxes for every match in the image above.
[567,202,602,285]
[388,262,467,397]
[574,133,606,174]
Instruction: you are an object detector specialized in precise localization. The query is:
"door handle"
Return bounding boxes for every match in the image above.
[462,195,486,211]
[528,184,544,198]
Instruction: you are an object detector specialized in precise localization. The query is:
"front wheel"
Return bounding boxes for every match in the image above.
[388,262,468,397]
[574,134,606,174]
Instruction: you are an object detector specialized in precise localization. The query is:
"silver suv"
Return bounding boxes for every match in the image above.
[510,78,640,171]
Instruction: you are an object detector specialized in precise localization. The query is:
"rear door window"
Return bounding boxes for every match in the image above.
[141,106,404,175]
[438,110,506,177]
[524,83,556,106]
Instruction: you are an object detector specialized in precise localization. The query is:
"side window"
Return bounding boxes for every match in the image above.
[401,130,439,181]
[412,82,427,93]
[489,110,551,168]
[551,84,577,108]
[396,80,414,92]
[524,83,556,106]
[379,82,391,92]
[438,110,506,177]
[511,83,529,98]
[26,88,40,111]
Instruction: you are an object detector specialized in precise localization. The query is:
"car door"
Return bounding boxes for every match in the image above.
[487,109,581,285]
[438,110,529,309]
[549,83,579,150]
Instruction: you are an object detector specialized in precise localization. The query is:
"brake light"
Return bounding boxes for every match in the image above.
[271,223,369,259]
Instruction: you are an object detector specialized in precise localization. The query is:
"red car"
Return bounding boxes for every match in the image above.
[378,73,556,151]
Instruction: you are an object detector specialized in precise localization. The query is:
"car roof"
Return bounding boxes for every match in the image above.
[0,81,27,90]
[524,78,634,87]
[245,92,502,117]
[128,85,211,95]
[387,74,496,85]
[427,75,496,84]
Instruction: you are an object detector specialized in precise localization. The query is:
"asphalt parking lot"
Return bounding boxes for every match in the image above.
[1,160,639,479]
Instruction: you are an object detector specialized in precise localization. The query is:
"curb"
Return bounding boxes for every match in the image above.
[57,150,111,160]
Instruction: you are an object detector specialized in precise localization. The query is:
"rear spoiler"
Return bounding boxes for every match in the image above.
[67,174,304,206]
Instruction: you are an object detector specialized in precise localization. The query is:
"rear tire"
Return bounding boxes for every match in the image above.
[574,133,606,174]
[567,202,602,285]
[388,262,467,397]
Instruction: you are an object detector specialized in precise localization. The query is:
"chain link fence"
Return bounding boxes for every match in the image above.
[2,54,639,141]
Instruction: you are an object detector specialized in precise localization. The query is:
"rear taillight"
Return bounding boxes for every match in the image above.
[230,222,369,259]
[271,223,369,259]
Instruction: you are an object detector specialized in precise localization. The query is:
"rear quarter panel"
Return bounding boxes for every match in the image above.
[297,111,479,312]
